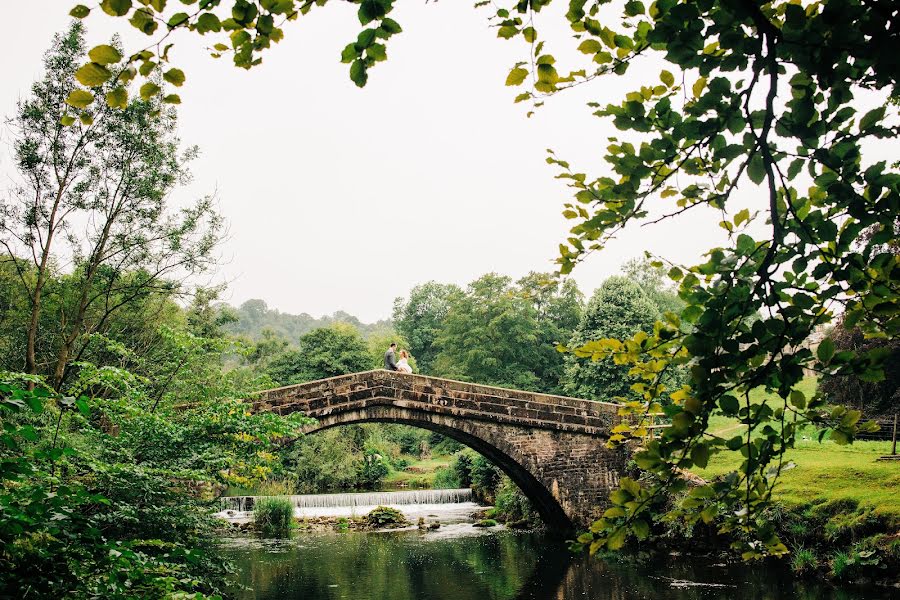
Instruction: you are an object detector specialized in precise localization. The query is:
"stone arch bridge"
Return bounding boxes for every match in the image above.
[248,370,625,531]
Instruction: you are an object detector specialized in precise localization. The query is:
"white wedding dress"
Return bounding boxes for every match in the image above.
[397,358,413,373]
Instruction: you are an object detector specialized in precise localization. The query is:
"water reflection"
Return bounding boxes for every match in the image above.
[222,529,890,600]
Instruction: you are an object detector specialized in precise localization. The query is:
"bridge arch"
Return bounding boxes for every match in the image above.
[250,370,626,531]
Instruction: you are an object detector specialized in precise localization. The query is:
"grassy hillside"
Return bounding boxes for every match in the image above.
[694,377,899,522]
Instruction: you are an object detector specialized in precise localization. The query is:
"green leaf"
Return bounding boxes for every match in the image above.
[692,76,706,98]
[88,45,123,65]
[718,395,739,415]
[747,154,765,184]
[168,12,190,27]
[367,44,387,62]
[106,86,128,109]
[196,12,222,34]
[858,106,884,132]
[631,518,650,540]
[163,68,186,86]
[65,89,95,109]
[60,114,76,127]
[70,4,91,18]
[789,389,806,410]
[75,63,113,87]
[139,81,161,100]
[691,443,709,468]
[130,8,158,35]
[659,70,674,87]
[498,25,518,39]
[817,337,835,363]
[163,94,181,104]
[381,18,402,34]
[607,526,627,550]
[100,0,132,17]
[349,59,367,87]
[578,39,602,54]
[505,67,528,86]
[75,396,90,417]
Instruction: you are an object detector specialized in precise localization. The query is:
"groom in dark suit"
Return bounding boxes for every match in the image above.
[384,342,399,371]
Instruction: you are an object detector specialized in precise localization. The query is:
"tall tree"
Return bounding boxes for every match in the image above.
[432,274,542,391]
[517,272,584,394]
[563,276,660,402]
[393,281,459,374]
[0,23,221,389]
[266,323,372,385]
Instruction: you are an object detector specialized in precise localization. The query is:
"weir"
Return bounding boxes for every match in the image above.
[222,488,473,513]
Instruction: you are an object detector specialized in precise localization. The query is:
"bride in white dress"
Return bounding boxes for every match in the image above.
[397,350,413,373]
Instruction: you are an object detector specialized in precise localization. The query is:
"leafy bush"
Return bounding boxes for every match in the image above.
[493,477,537,524]
[359,449,391,488]
[254,497,294,535]
[432,466,461,489]
[365,506,408,528]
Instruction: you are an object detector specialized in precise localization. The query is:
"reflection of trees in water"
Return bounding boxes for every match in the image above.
[225,533,889,600]
[226,531,545,600]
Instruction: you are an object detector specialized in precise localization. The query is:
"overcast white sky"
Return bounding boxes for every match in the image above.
[4,2,887,323]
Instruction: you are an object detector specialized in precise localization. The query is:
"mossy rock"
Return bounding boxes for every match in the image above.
[365,506,408,529]
[473,519,498,528]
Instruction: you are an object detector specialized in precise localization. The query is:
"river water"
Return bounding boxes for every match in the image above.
[219,494,891,600]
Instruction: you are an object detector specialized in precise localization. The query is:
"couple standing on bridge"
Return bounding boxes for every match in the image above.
[383,342,413,374]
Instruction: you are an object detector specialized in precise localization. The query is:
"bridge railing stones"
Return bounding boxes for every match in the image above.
[251,370,620,437]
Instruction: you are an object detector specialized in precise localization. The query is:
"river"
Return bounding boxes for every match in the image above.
[218,491,891,600]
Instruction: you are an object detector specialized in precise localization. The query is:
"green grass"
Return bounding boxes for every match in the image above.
[696,438,900,521]
[704,376,820,439]
[382,455,452,488]
[694,377,900,523]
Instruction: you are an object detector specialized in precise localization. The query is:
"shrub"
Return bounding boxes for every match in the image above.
[253,497,294,535]
[432,466,461,489]
[791,548,819,574]
[493,477,537,523]
[358,449,391,488]
[365,506,408,528]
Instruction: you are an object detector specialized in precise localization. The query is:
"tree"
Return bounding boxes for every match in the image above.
[516,272,584,394]
[432,273,542,391]
[392,282,459,374]
[365,328,414,371]
[563,276,660,402]
[73,0,898,558]
[621,257,685,317]
[0,23,221,390]
[266,323,371,385]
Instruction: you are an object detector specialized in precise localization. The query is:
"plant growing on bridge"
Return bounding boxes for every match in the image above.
[69,0,898,560]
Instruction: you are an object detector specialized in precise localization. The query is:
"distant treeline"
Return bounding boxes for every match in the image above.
[219,298,393,344]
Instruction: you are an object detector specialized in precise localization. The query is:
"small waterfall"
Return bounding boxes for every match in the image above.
[220,488,473,513]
